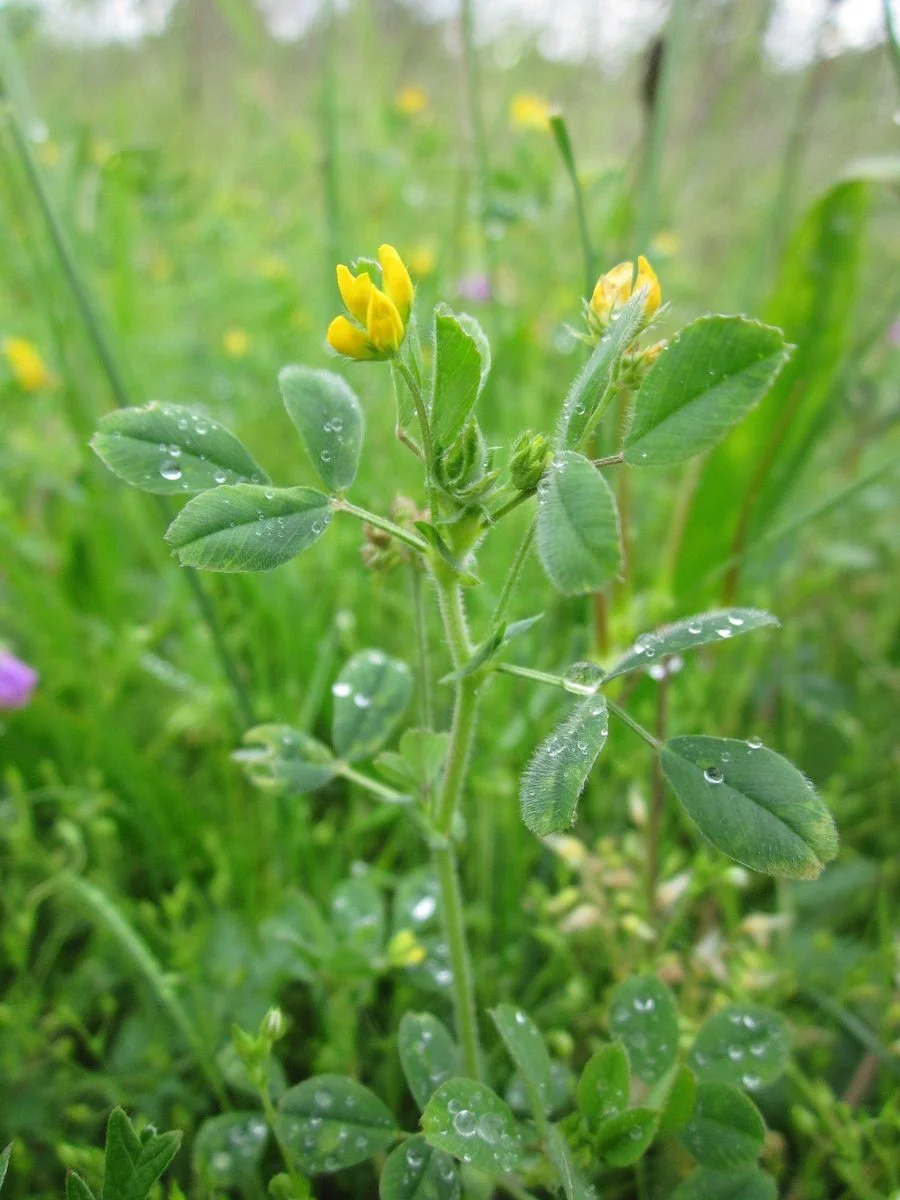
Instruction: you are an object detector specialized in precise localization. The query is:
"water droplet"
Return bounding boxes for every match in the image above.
[630,1126,644,1141]
[321,449,332,462]
[194,421,209,435]
[211,1152,232,1173]
[742,1073,762,1090]
[648,662,667,681]
[314,1088,333,1109]
[477,1114,504,1144]
[264,489,275,500]
[746,736,763,750]
[159,460,182,481]
[704,766,724,785]
[721,751,731,762]
[412,895,437,922]
[453,1109,477,1137]
[168,444,182,457]
[332,681,352,698]
[716,627,733,639]
[634,996,655,1013]
[515,1010,526,1025]
[546,737,564,758]
[727,1045,745,1062]
[213,469,228,484]
[727,614,744,627]
[353,693,371,708]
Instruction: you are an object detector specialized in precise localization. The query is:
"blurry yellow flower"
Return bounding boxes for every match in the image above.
[395,85,428,116]
[222,328,250,358]
[327,244,414,362]
[510,93,551,131]
[588,255,661,333]
[408,245,437,279]
[3,338,53,392]
[650,229,681,257]
[387,928,427,968]
[38,141,61,167]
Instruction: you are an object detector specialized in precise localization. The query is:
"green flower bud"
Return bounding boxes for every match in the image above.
[510,431,552,492]
[260,1006,287,1042]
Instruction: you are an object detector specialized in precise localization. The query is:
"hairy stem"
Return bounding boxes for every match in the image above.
[411,567,434,728]
[491,521,536,628]
[334,499,430,554]
[432,577,483,1078]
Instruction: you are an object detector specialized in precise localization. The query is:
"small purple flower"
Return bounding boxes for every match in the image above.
[0,651,38,710]
[455,273,493,303]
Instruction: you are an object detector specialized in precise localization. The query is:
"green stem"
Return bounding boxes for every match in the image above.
[607,700,661,751]
[0,82,255,728]
[259,1081,306,1194]
[411,568,434,728]
[493,661,598,696]
[549,112,596,300]
[334,499,429,554]
[338,763,408,804]
[459,0,495,292]
[490,522,536,627]
[395,358,439,517]
[432,577,482,1079]
[488,488,536,525]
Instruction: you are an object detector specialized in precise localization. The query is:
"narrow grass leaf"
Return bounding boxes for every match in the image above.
[544,1125,597,1200]
[608,975,678,1084]
[624,317,789,466]
[557,291,647,448]
[519,694,608,836]
[421,1079,525,1174]
[491,1005,553,1116]
[677,1082,765,1170]
[603,609,779,682]
[430,307,489,449]
[576,1042,630,1129]
[398,1013,460,1110]
[92,403,269,494]
[0,1147,9,1195]
[277,1075,397,1174]
[233,725,337,794]
[661,736,838,879]
[379,1136,460,1200]
[331,649,412,762]
[688,1005,789,1090]
[192,1114,268,1189]
[536,452,622,596]
[279,365,364,492]
[166,484,332,572]
[670,1167,777,1200]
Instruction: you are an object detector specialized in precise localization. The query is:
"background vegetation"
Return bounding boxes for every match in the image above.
[1,0,898,1196]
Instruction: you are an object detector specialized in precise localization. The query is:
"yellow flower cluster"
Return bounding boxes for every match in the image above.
[510,92,552,131]
[327,245,414,361]
[3,337,53,392]
[589,256,661,329]
[395,85,428,116]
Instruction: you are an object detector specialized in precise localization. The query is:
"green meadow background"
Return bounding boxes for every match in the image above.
[1,0,899,1195]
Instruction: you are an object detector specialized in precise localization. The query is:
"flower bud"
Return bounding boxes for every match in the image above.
[509,431,552,492]
[260,1006,287,1042]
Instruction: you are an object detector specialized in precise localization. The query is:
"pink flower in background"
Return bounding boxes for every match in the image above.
[455,273,493,303]
[0,651,38,710]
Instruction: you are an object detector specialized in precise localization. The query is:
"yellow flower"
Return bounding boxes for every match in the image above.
[395,85,428,116]
[510,93,551,131]
[3,338,53,391]
[588,255,661,331]
[408,245,437,279]
[222,328,250,358]
[387,928,427,968]
[327,244,414,361]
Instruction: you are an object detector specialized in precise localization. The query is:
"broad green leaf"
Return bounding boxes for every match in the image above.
[678,1083,765,1171]
[519,694,609,836]
[331,875,385,955]
[0,1146,9,1194]
[491,1005,553,1116]
[192,1114,268,1188]
[66,1174,96,1200]
[661,736,838,880]
[380,1136,460,1200]
[421,1078,526,1174]
[166,484,332,572]
[544,1125,597,1200]
[91,403,269,495]
[594,1108,657,1167]
[331,649,412,762]
[233,725,337,794]
[536,452,622,595]
[398,1013,460,1109]
[277,1075,397,1173]
[576,1042,630,1129]
[377,730,450,793]
[506,1060,574,1118]
[279,365,364,492]
[260,891,334,979]
[123,1133,181,1200]
[670,1167,777,1200]
[103,1107,142,1200]
[393,870,440,933]
[603,609,779,682]
[557,289,648,448]
[624,317,788,467]
[657,1065,697,1134]
[430,307,490,449]
[608,975,678,1084]
[689,1005,789,1090]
